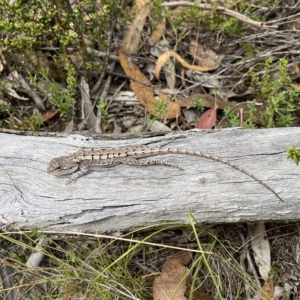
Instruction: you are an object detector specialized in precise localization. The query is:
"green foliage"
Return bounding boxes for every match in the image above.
[28,64,76,117]
[150,0,167,25]
[151,0,245,36]
[0,220,287,299]
[240,42,257,58]
[64,59,77,114]
[223,102,256,128]
[0,0,130,53]
[96,99,114,120]
[1,101,44,131]
[287,146,300,166]
[0,0,51,49]
[9,114,44,131]
[0,0,131,124]
[145,114,157,132]
[224,58,298,128]
[250,58,289,99]
[191,98,205,112]
[153,99,169,118]
[179,4,205,25]
[211,16,243,36]
[96,99,114,131]
[250,58,298,127]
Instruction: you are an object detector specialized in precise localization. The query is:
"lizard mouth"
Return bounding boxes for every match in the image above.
[48,165,79,176]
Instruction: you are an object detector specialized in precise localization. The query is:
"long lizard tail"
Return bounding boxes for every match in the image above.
[157,147,283,203]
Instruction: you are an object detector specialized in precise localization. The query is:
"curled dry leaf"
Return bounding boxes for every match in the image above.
[153,251,192,300]
[118,47,181,119]
[155,50,218,80]
[150,20,166,45]
[189,40,222,70]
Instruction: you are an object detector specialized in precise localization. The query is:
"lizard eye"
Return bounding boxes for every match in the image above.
[55,163,62,169]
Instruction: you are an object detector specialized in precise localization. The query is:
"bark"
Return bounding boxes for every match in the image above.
[0,128,299,233]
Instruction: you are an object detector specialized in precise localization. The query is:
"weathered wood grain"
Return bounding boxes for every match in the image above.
[0,128,299,232]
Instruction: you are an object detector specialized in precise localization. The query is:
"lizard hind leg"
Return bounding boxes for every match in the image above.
[65,165,89,184]
[120,158,182,169]
[150,137,179,149]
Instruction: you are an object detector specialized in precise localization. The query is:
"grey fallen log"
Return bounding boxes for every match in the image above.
[0,128,299,233]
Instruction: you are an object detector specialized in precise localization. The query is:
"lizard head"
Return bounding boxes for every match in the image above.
[47,156,79,176]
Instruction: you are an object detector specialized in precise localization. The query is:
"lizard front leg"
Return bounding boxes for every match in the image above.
[66,165,89,184]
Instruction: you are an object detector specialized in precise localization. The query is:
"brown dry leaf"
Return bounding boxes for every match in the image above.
[195,105,217,129]
[260,278,274,300]
[155,50,217,80]
[189,40,222,70]
[118,47,181,119]
[153,251,192,300]
[150,20,166,44]
[122,0,150,55]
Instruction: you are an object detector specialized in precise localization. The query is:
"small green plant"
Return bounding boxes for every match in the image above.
[224,59,299,128]
[153,99,169,118]
[0,0,132,129]
[240,42,257,58]
[219,17,243,36]
[287,146,300,166]
[96,99,115,131]
[2,102,44,131]
[150,0,166,25]
[223,102,256,128]
[249,58,298,127]
[191,98,205,112]
[32,62,77,117]
[96,99,114,120]
[145,114,157,131]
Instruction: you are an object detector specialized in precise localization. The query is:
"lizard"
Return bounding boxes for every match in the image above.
[47,143,283,202]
